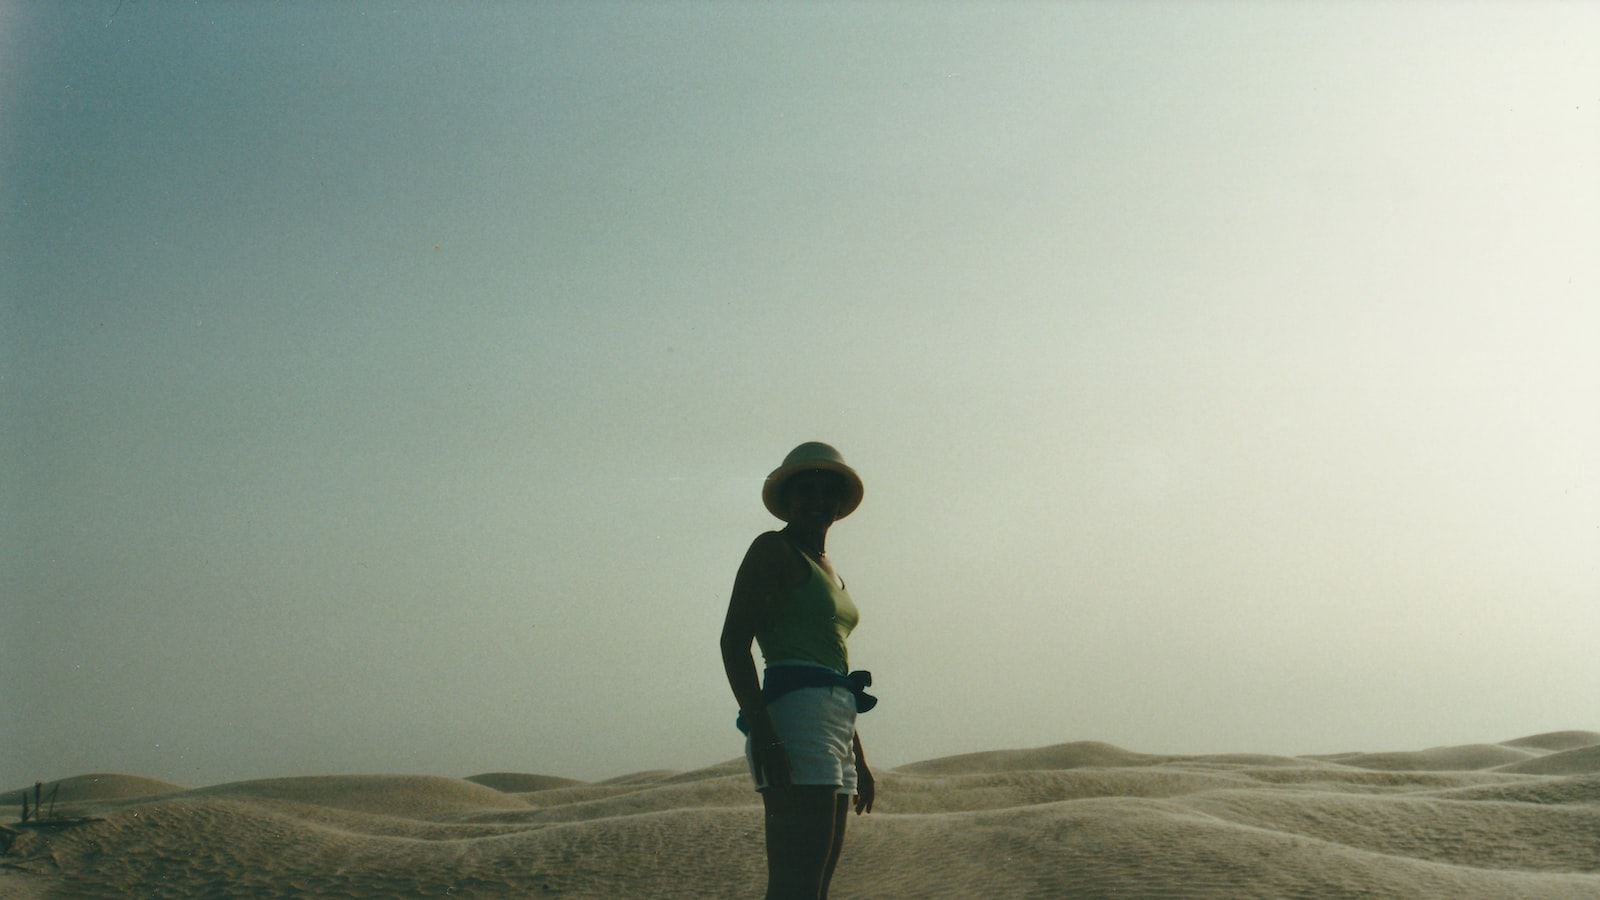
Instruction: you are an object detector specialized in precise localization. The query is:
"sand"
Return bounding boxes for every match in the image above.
[3,731,1597,898]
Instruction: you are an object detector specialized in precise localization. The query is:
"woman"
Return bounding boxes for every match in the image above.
[720,442,877,900]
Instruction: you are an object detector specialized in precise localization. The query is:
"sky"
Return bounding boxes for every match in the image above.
[3,1,1597,789]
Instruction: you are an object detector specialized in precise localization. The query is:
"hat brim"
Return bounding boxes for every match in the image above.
[762,461,864,522]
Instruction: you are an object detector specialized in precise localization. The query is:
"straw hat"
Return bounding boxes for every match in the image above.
[762,442,864,522]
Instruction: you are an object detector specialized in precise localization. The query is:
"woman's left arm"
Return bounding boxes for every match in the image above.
[852,731,875,815]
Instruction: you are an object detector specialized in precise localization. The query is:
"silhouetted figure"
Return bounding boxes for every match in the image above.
[721,442,877,900]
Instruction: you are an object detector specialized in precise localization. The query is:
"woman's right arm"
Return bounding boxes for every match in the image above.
[720,532,791,788]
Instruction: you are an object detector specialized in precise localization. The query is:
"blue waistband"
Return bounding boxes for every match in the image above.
[735,666,877,734]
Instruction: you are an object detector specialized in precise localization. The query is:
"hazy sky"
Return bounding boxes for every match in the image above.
[3,1,1596,789]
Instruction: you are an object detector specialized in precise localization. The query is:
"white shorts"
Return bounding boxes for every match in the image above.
[745,675,859,795]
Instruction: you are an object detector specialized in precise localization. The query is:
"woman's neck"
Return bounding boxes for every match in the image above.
[783,524,827,557]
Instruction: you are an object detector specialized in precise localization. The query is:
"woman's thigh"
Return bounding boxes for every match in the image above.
[762,784,840,817]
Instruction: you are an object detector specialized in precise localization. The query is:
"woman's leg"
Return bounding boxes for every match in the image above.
[761,785,841,900]
[818,793,849,899]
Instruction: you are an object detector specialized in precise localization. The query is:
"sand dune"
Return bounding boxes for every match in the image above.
[0,774,185,807]
[466,773,588,793]
[4,732,1597,898]
[1499,744,1600,777]
[1310,742,1541,772]
[1501,730,1600,752]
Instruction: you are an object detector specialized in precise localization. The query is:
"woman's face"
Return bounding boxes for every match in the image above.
[783,469,849,526]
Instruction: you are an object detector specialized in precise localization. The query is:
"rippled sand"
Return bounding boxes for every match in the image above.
[4,731,1597,898]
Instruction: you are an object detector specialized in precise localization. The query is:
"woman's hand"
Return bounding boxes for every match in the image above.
[852,731,874,814]
[741,708,795,791]
[748,716,793,789]
[853,762,875,814]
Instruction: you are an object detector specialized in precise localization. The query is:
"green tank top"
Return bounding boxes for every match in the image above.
[755,548,859,674]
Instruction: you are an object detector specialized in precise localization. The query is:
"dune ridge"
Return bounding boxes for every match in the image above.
[4,732,1597,898]
[465,773,587,793]
[0,774,185,807]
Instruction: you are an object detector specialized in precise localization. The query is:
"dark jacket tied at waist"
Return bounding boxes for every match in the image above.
[735,667,877,734]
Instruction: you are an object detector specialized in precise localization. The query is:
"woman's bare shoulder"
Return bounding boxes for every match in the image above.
[748,529,788,550]
[741,530,790,566]
[740,530,804,583]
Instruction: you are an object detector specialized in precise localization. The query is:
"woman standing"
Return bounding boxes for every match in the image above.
[720,442,876,900]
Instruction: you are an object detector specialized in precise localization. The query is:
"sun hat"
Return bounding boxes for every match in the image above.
[762,442,864,522]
